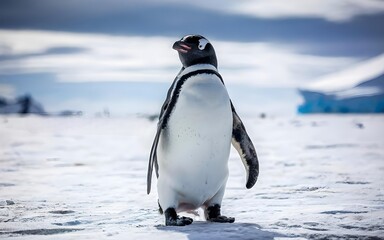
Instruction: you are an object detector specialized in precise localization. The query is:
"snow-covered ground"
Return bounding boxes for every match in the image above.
[0,115,383,239]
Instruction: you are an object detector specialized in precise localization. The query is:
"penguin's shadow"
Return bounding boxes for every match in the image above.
[156,221,288,240]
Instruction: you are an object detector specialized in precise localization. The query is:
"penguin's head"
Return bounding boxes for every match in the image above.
[173,35,217,68]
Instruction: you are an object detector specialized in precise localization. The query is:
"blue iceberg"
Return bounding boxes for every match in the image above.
[298,74,384,114]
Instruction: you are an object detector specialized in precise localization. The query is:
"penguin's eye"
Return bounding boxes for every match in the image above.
[198,39,209,50]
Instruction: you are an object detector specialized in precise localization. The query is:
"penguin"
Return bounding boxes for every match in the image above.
[147,35,259,226]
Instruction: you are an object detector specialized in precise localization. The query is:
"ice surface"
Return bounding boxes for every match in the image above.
[0,115,383,239]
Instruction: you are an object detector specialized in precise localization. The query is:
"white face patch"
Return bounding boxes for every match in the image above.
[198,38,209,50]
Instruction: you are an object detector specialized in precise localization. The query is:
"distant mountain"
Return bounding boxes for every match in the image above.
[0,95,47,115]
[298,73,384,113]
[0,94,82,116]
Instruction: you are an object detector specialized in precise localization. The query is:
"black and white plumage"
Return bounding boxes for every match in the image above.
[147,35,259,226]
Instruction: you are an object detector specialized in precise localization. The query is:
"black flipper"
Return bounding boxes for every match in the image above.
[147,126,161,194]
[147,74,177,195]
[230,102,259,189]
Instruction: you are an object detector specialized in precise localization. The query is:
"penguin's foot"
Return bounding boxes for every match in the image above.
[164,208,193,226]
[205,204,235,223]
[208,215,235,223]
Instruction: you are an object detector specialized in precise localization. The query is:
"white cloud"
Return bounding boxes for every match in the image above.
[0,30,362,88]
[231,0,384,22]
[171,0,384,22]
[215,41,358,87]
[0,83,16,98]
[307,53,384,91]
[0,30,178,83]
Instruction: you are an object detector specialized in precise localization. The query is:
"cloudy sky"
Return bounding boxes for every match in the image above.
[0,0,383,115]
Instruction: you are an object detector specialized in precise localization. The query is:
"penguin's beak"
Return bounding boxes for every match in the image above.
[172,41,191,53]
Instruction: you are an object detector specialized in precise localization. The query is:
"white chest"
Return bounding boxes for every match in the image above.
[157,73,233,206]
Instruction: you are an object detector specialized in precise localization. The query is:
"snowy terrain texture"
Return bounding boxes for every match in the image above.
[298,74,384,114]
[0,115,383,239]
